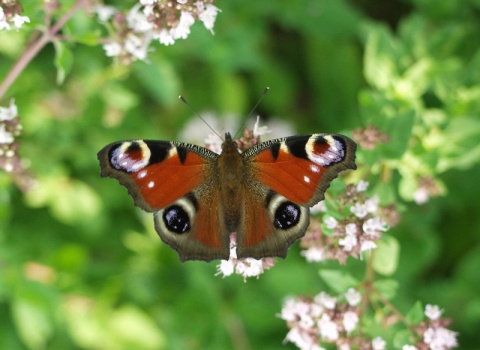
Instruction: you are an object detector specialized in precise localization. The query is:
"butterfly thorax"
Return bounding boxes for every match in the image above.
[217,133,244,230]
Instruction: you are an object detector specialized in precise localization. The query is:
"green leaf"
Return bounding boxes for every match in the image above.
[363,23,400,91]
[53,40,74,85]
[393,329,413,349]
[12,283,55,350]
[109,306,165,350]
[373,235,400,276]
[381,109,416,159]
[406,301,424,325]
[373,279,399,300]
[319,269,359,294]
[438,117,480,171]
[25,176,101,225]
[133,60,181,107]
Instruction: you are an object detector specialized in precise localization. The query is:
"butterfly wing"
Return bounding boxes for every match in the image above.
[98,140,230,261]
[236,134,356,259]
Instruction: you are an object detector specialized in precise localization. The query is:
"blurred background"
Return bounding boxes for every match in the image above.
[0,0,480,349]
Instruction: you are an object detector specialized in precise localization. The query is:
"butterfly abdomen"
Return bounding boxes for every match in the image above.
[217,138,244,231]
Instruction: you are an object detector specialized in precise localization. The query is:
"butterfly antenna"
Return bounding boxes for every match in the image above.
[233,87,270,139]
[179,95,222,140]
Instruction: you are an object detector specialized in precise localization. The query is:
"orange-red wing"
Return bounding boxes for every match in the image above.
[245,134,357,207]
[154,189,231,262]
[235,187,310,259]
[98,140,218,212]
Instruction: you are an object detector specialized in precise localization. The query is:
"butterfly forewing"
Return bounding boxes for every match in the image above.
[244,134,357,207]
[98,140,217,211]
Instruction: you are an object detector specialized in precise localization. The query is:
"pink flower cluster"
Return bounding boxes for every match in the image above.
[0,1,30,31]
[280,289,365,350]
[351,125,390,150]
[0,99,34,191]
[300,181,399,264]
[403,304,458,350]
[96,0,220,64]
[216,233,276,281]
[281,292,458,350]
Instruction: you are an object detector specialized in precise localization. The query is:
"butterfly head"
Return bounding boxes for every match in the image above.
[221,132,238,153]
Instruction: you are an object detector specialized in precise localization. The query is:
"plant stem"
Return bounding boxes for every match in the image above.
[0,0,87,100]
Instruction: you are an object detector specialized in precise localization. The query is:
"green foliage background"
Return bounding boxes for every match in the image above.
[1,0,480,349]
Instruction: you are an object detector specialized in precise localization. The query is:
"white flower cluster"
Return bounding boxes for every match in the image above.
[423,304,458,349]
[0,99,19,145]
[96,1,220,63]
[0,3,30,31]
[216,234,276,281]
[401,304,458,350]
[280,289,362,350]
[0,99,26,176]
[301,181,392,264]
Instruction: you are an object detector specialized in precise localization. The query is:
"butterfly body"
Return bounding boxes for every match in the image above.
[98,133,356,262]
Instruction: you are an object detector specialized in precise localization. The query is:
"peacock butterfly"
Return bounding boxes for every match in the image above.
[98,130,357,262]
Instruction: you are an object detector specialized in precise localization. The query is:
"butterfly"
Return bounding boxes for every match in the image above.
[98,132,356,262]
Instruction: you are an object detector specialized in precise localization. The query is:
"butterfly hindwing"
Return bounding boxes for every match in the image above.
[154,190,231,261]
[236,187,310,259]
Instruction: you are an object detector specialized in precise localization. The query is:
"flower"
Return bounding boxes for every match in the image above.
[0,99,18,121]
[324,216,338,229]
[301,181,397,264]
[98,1,221,63]
[318,314,339,341]
[95,5,116,22]
[362,217,388,237]
[0,124,14,144]
[372,337,386,350]
[360,240,377,252]
[215,234,276,281]
[280,291,362,349]
[0,99,35,190]
[0,2,30,31]
[285,327,324,350]
[425,304,443,321]
[344,288,361,306]
[350,202,368,218]
[424,327,458,349]
[12,14,29,28]
[311,201,327,214]
[124,33,150,60]
[352,125,390,150]
[356,180,369,192]
[300,246,325,262]
[172,11,195,39]
[253,115,272,138]
[364,196,379,213]
[339,224,358,252]
[414,177,441,205]
[198,4,221,33]
[103,41,122,57]
[156,29,175,46]
[413,187,429,204]
[127,4,153,32]
[314,292,336,310]
[342,311,358,333]
[402,346,417,350]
